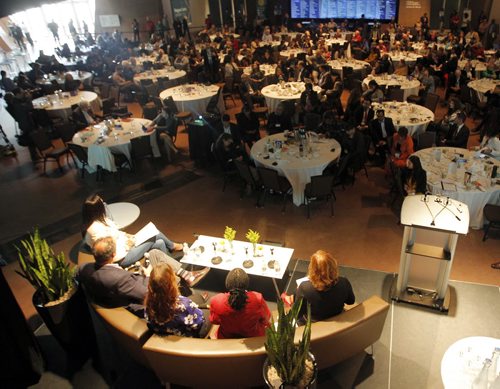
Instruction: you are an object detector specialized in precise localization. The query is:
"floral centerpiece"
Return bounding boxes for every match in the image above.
[245,229,260,257]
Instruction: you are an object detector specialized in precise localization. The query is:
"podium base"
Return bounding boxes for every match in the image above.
[390,276,451,313]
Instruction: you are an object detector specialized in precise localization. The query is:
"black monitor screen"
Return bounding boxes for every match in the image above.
[290,0,398,20]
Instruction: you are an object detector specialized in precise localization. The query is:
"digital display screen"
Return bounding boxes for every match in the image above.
[290,0,398,20]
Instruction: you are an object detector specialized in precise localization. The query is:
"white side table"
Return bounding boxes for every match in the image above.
[106,202,140,229]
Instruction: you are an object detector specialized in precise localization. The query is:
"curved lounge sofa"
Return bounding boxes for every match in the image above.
[91,295,390,388]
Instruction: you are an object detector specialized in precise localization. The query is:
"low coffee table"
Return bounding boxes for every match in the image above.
[181,235,294,296]
[106,202,140,229]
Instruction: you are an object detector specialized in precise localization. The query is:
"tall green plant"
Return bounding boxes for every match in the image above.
[16,228,74,304]
[265,297,312,386]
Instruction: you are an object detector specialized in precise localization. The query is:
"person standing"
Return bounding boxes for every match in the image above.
[487,19,498,49]
[182,16,191,41]
[132,18,140,42]
[47,20,60,43]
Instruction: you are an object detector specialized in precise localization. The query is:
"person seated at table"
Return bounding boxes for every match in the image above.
[446,68,467,99]
[437,97,464,135]
[249,61,265,90]
[390,127,414,169]
[209,268,271,339]
[419,67,435,97]
[481,63,498,79]
[72,100,98,130]
[369,109,395,164]
[214,133,247,171]
[441,111,469,149]
[281,250,355,324]
[82,194,183,268]
[479,127,500,159]
[145,262,210,338]
[267,102,293,135]
[215,114,242,145]
[294,60,309,82]
[236,103,260,148]
[63,73,82,92]
[393,59,409,76]
[147,105,179,162]
[299,82,320,117]
[402,155,427,195]
[362,80,384,103]
[343,89,364,127]
[112,65,139,100]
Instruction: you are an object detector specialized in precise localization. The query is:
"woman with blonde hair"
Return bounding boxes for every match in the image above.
[282,250,354,323]
[145,262,208,337]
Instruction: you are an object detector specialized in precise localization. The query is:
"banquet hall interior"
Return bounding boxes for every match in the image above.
[0,0,499,388]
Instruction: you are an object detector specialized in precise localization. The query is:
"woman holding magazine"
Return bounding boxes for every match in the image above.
[82,194,183,267]
[281,250,355,324]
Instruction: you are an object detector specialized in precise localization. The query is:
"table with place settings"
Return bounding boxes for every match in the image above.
[159,83,223,115]
[32,90,100,122]
[388,51,423,66]
[467,78,500,103]
[371,101,434,136]
[413,147,500,229]
[327,58,370,79]
[363,74,421,101]
[261,82,322,113]
[251,133,341,206]
[243,64,277,78]
[279,49,307,59]
[133,68,186,87]
[71,118,161,172]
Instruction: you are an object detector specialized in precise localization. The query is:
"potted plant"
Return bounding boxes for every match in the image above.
[16,228,97,364]
[264,297,317,388]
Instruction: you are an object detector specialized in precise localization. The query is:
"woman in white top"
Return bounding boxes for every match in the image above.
[82,194,182,267]
[480,128,500,160]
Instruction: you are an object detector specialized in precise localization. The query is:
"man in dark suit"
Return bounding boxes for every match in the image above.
[443,111,469,148]
[446,69,467,99]
[369,109,395,164]
[201,43,219,83]
[77,237,209,316]
[216,114,242,145]
[267,103,293,135]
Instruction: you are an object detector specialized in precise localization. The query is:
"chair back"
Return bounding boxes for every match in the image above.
[235,159,257,186]
[68,143,88,163]
[388,87,405,102]
[55,123,77,144]
[304,113,322,132]
[30,130,54,153]
[131,136,153,160]
[143,83,159,97]
[206,87,222,115]
[257,167,282,192]
[307,175,334,197]
[424,92,440,113]
[342,66,354,78]
[333,153,352,186]
[162,96,179,114]
[417,131,436,150]
[32,109,53,129]
[223,77,234,93]
[109,85,120,103]
[140,79,153,87]
[156,77,170,90]
[142,104,159,120]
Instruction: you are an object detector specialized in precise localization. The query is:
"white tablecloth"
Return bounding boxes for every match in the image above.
[159,84,222,115]
[279,49,306,59]
[441,337,500,389]
[258,41,281,47]
[468,79,500,102]
[371,101,434,136]
[328,59,369,79]
[36,70,93,87]
[243,64,276,77]
[251,133,341,206]
[209,33,239,41]
[389,52,423,65]
[413,147,500,229]
[261,82,322,113]
[32,91,100,121]
[72,118,160,172]
[458,59,487,74]
[363,74,421,101]
[133,69,186,86]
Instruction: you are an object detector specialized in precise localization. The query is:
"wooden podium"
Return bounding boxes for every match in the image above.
[390,194,469,312]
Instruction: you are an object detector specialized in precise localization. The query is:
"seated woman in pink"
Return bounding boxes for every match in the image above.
[391,126,414,169]
[209,268,271,339]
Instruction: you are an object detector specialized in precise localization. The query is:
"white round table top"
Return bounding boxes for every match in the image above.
[413,147,500,194]
[128,55,163,66]
[209,33,239,41]
[243,64,277,77]
[371,101,434,128]
[328,58,369,72]
[261,82,321,101]
[258,41,281,47]
[468,78,500,95]
[251,133,341,171]
[36,71,93,86]
[363,74,421,90]
[280,49,307,58]
[32,91,98,111]
[134,69,186,83]
[458,59,487,72]
[388,52,423,63]
[72,118,153,148]
[411,42,447,53]
[159,83,219,103]
[441,336,500,389]
[106,202,140,229]
[325,38,347,46]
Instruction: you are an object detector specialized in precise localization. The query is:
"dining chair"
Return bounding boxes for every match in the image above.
[234,159,261,201]
[143,83,159,98]
[304,113,322,132]
[30,130,74,174]
[130,136,155,171]
[55,123,78,146]
[211,143,238,192]
[304,175,336,219]
[416,131,436,150]
[388,87,405,102]
[67,143,89,178]
[223,77,236,108]
[423,92,440,113]
[256,167,292,212]
[162,96,192,128]
[482,204,500,242]
[142,103,159,120]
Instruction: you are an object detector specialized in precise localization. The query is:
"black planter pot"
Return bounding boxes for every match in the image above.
[263,351,318,389]
[33,285,98,363]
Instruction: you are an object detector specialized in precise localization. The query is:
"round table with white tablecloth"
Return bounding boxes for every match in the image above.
[36,70,93,88]
[209,33,239,41]
[258,40,281,47]
[467,78,500,103]
[371,101,434,136]
[327,58,370,79]
[251,133,341,206]
[261,82,322,113]
[458,59,487,75]
[413,147,500,229]
[243,64,277,78]
[363,74,421,101]
[441,337,500,389]
[279,49,307,59]
[388,51,423,66]
[32,91,100,122]
[133,68,186,87]
[159,84,222,116]
[72,118,161,172]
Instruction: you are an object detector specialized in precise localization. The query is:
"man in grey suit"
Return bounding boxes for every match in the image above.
[77,237,209,316]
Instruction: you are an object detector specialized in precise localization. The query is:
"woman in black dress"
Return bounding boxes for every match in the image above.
[403,155,427,195]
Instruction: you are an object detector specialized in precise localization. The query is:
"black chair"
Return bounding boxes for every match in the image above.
[223,78,236,108]
[416,131,436,150]
[211,143,238,192]
[483,204,500,241]
[30,130,74,174]
[143,83,159,98]
[332,153,353,190]
[67,143,89,178]
[162,96,192,127]
[157,77,171,91]
[304,175,335,219]
[423,92,440,113]
[257,167,292,212]
[304,113,322,132]
[102,97,132,118]
[130,136,155,171]
[142,104,159,120]
[55,123,77,146]
[234,159,260,200]
[206,87,222,116]
[139,79,154,87]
